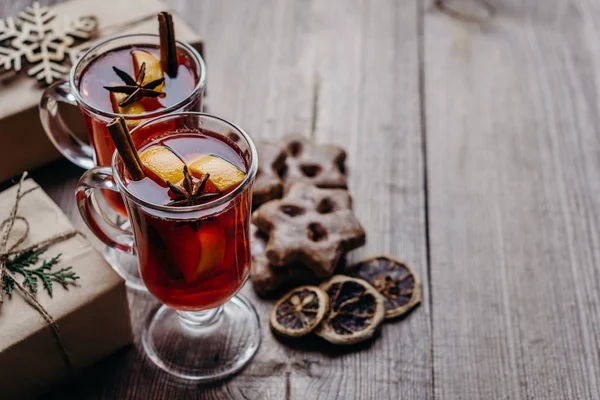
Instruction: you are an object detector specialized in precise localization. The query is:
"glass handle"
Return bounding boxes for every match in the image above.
[76,166,135,254]
[40,80,95,169]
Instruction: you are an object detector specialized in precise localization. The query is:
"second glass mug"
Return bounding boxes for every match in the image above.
[40,34,206,290]
[76,112,260,381]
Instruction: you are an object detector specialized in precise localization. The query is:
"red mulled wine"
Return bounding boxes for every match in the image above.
[125,131,251,311]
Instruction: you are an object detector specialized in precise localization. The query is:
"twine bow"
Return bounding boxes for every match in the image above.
[0,173,81,369]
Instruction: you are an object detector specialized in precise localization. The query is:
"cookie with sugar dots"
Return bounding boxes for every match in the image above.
[252,182,365,278]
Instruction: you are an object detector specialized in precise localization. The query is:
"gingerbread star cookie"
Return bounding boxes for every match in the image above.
[279,134,347,190]
[252,182,365,277]
[250,225,317,295]
[253,135,348,206]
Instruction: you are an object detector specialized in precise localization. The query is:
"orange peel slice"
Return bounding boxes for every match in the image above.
[132,50,164,89]
[110,92,145,115]
[189,155,246,193]
[140,146,185,184]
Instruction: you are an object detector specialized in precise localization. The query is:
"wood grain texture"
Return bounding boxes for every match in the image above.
[2,0,430,399]
[426,1,600,399]
[10,0,600,398]
[299,1,430,399]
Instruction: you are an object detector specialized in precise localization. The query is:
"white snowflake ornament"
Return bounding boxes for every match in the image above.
[0,2,98,86]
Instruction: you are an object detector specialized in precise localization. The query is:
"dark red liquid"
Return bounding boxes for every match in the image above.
[78,45,200,216]
[125,132,252,311]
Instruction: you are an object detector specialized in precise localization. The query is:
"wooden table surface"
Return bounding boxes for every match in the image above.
[5,0,600,398]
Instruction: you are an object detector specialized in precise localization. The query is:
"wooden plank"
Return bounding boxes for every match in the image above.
[426,1,600,398]
[289,0,431,399]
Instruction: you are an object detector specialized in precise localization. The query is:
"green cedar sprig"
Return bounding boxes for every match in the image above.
[2,247,79,297]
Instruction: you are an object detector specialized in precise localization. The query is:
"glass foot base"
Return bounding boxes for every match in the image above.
[142,294,261,382]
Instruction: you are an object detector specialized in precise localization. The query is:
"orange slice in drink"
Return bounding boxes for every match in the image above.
[109,51,164,115]
[163,222,226,284]
[110,92,145,115]
[161,224,201,284]
[140,146,185,184]
[196,223,226,277]
[189,155,246,193]
[132,50,164,89]
[133,50,164,111]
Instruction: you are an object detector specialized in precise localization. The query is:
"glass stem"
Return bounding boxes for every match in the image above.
[176,306,224,328]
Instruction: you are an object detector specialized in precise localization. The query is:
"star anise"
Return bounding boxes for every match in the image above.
[103,62,165,107]
[165,166,221,207]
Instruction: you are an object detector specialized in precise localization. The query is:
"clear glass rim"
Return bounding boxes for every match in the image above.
[112,112,258,213]
[69,34,206,120]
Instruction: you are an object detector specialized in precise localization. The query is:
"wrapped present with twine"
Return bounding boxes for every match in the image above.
[0,174,132,399]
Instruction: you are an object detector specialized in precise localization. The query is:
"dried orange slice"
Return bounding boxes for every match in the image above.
[315,275,385,345]
[140,146,185,185]
[347,256,421,319]
[189,155,246,193]
[270,285,328,337]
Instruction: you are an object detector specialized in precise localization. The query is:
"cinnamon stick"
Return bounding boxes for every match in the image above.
[119,117,144,169]
[158,11,178,77]
[107,117,145,181]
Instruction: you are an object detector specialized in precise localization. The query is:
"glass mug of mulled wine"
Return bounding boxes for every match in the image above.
[76,112,260,381]
[39,33,206,290]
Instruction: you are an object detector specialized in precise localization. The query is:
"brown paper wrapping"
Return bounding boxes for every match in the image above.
[0,179,132,399]
[0,0,201,183]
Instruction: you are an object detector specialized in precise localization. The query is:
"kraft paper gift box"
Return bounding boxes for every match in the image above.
[0,0,202,183]
[0,178,132,399]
